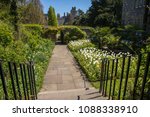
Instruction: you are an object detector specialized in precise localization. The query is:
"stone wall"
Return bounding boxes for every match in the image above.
[122,0,145,28]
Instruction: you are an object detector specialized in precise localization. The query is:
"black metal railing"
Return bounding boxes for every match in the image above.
[0,60,37,100]
[99,52,150,100]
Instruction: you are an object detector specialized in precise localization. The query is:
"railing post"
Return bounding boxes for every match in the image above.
[0,60,9,100]
[118,56,126,100]
[8,62,17,100]
[27,63,33,99]
[104,60,109,97]
[140,53,150,100]
[112,58,118,100]
[13,63,22,99]
[20,64,27,100]
[29,61,35,100]
[0,60,37,100]
[23,64,30,100]
[99,60,104,93]
[31,61,37,99]
[123,56,131,100]
[108,59,114,100]
[133,54,142,99]
[102,59,107,96]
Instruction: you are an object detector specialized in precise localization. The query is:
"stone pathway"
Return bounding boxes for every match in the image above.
[38,43,106,100]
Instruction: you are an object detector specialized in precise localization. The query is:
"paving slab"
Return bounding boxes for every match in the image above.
[38,44,105,100]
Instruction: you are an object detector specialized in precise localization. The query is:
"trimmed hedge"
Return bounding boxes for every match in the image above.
[43,26,59,41]
[23,24,43,35]
[59,26,87,43]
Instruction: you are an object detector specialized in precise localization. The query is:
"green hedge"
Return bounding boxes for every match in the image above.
[23,24,43,35]
[43,27,59,41]
[59,26,87,43]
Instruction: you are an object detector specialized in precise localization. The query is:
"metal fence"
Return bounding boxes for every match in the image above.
[0,60,37,100]
[99,52,150,100]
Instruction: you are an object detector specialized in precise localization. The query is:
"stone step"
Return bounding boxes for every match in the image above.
[38,88,107,100]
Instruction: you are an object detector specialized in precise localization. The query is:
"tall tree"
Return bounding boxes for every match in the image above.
[48,6,58,26]
[20,0,45,24]
[10,0,18,33]
[0,0,25,39]
[52,8,58,26]
[112,0,123,25]
[73,0,123,27]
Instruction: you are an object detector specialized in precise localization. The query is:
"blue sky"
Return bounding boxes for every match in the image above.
[41,0,91,16]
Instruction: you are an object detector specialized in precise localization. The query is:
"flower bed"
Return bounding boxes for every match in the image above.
[74,47,133,81]
[68,40,145,99]
[68,40,95,51]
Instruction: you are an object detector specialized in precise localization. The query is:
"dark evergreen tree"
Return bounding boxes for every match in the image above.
[73,0,123,27]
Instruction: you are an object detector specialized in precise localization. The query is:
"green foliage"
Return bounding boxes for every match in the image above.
[146,44,150,52]
[142,37,150,52]
[68,40,133,82]
[68,40,95,51]
[95,27,111,38]
[0,7,10,22]
[118,25,145,53]
[60,26,86,42]
[78,26,95,38]
[0,20,13,47]
[48,6,58,26]
[43,27,58,39]
[68,40,150,99]
[120,25,144,41]
[23,24,43,35]
[89,25,147,53]
[19,0,45,24]
[0,23,55,99]
[93,27,119,48]
[103,34,120,46]
[74,0,123,27]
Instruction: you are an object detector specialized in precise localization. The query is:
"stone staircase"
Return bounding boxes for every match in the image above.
[38,44,107,100]
[38,88,107,100]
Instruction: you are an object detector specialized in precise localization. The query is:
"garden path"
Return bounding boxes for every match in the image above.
[38,43,106,100]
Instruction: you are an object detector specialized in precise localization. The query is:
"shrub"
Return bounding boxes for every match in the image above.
[0,20,13,47]
[92,27,111,43]
[78,26,95,38]
[92,27,120,49]
[1,41,28,62]
[103,34,120,47]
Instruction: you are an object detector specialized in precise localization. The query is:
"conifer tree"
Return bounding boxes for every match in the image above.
[52,8,58,26]
[48,6,58,26]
